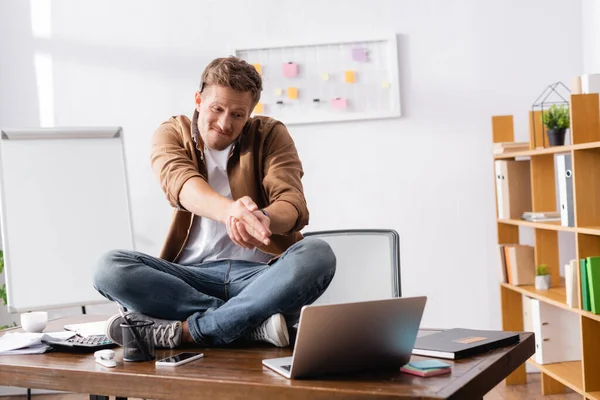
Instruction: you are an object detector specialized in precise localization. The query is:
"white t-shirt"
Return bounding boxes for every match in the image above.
[176,144,272,265]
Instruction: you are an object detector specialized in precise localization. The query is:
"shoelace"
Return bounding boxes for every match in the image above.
[149,323,176,348]
[249,323,269,341]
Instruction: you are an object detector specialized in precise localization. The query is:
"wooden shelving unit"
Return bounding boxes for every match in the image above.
[493,93,600,399]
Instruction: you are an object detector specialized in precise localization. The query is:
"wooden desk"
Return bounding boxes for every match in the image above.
[0,315,534,400]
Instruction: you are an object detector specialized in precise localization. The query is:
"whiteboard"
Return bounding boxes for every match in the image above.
[0,127,134,312]
[234,34,401,125]
[303,230,401,306]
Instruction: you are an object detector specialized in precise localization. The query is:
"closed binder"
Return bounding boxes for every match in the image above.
[586,256,600,314]
[565,259,579,308]
[494,160,532,219]
[557,154,574,227]
[529,299,581,364]
[495,161,506,219]
[504,245,535,285]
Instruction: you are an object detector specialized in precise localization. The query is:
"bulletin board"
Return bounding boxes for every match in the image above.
[233,34,401,125]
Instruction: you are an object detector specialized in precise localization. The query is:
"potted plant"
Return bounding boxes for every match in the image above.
[535,264,551,290]
[541,104,570,146]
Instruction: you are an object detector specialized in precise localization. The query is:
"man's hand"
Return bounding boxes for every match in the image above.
[225,196,271,247]
[228,210,271,249]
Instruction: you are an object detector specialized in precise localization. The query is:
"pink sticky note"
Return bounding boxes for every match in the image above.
[331,98,348,110]
[352,47,368,62]
[283,62,298,78]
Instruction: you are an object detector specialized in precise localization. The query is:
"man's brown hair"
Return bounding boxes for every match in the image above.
[200,56,263,106]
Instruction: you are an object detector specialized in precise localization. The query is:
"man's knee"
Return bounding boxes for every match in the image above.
[299,237,337,279]
[92,249,135,294]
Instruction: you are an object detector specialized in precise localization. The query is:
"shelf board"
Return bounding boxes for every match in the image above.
[587,391,600,400]
[497,218,600,236]
[526,359,584,395]
[493,145,570,159]
[501,282,600,323]
[572,141,600,151]
[493,140,600,159]
[578,226,600,236]
[501,282,568,310]
[497,218,576,232]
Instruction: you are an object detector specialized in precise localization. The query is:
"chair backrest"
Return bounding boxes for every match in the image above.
[303,229,401,306]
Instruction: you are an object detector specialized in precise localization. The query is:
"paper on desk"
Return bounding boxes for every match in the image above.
[64,320,107,337]
[0,331,75,355]
[1,344,50,355]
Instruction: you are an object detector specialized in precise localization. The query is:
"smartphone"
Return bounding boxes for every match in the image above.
[155,352,204,367]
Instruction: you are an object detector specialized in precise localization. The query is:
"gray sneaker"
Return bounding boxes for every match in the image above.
[106,312,182,349]
[245,314,289,347]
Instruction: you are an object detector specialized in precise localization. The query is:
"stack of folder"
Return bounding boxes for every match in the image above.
[400,360,451,377]
[492,141,529,155]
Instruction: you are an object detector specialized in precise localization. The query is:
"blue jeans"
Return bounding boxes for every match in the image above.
[92,237,336,346]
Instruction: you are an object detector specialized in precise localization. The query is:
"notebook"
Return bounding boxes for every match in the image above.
[411,328,520,359]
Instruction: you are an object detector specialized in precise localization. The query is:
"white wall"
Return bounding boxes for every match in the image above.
[0,0,583,332]
[582,0,600,73]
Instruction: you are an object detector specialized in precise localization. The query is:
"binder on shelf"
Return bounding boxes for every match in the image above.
[494,160,532,219]
[556,154,574,227]
[504,245,535,286]
[586,256,600,314]
[565,259,579,308]
[495,161,506,219]
[522,295,534,332]
[498,244,508,284]
[581,259,591,312]
[529,299,582,364]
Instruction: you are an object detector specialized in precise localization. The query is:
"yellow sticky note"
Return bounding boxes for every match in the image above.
[275,88,283,95]
[322,73,330,81]
[345,70,355,83]
[252,63,262,75]
[253,102,264,114]
[382,80,390,88]
[287,87,298,100]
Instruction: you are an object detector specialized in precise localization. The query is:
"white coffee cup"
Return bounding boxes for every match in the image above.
[21,311,48,333]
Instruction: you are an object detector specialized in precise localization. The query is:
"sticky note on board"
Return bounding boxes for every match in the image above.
[253,102,264,114]
[331,98,347,109]
[283,62,298,78]
[345,70,355,83]
[287,87,298,99]
[352,47,368,62]
[275,88,283,95]
[382,80,390,88]
[322,73,330,81]
[252,63,262,75]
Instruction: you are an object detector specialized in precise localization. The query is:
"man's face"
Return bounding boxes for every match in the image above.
[195,85,254,151]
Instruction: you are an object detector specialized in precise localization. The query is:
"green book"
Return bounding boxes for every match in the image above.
[581,258,591,312]
[587,257,600,314]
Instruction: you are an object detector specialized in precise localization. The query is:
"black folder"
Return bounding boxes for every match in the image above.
[412,328,521,360]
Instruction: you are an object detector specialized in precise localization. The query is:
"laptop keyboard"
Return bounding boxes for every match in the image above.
[281,365,291,371]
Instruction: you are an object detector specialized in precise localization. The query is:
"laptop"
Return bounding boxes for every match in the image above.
[262,296,427,379]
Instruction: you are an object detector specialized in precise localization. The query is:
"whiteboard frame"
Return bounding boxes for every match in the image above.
[0,127,135,312]
[231,33,401,125]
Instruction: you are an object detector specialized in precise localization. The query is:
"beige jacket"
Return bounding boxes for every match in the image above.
[150,111,309,262]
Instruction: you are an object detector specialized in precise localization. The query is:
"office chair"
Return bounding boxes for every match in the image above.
[303,229,401,305]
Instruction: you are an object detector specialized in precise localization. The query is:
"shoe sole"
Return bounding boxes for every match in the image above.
[272,314,290,347]
[105,313,124,346]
